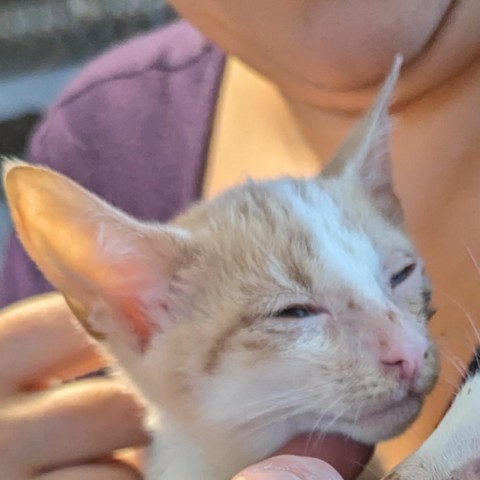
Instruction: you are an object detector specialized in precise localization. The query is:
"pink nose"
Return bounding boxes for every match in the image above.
[379,335,428,387]
[381,354,418,384]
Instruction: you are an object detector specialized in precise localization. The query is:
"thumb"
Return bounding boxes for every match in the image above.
[233,455,344,480]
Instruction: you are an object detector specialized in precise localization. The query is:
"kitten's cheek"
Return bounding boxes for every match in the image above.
[273,434,374,480]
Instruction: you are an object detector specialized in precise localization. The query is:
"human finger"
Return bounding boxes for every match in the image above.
[35,461,141,480]
[0,293,107,396]
[0,378,149,475]
[233,455,344,480]
[111,448,144,472]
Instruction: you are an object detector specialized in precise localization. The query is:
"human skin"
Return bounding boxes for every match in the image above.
[0,294,148,479]
[168,0,480,109]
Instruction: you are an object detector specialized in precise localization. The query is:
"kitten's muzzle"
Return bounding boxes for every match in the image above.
[377,326,430,391]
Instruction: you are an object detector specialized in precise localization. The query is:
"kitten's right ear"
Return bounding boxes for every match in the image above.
[3,160,191,356]
[322,55,402,223]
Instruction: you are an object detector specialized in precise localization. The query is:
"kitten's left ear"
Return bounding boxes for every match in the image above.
[3,161,192,357]
[322,55,402,222]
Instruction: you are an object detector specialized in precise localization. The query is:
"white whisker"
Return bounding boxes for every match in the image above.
[438,290,480,345]
[350,458,380,480]
[310,405,350,452]
[437,343,467,378]
[463,240,480,284]
[305,393,351,451]
[229,388,324,431]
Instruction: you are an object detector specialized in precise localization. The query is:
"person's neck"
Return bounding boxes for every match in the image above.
[278,1,480,163]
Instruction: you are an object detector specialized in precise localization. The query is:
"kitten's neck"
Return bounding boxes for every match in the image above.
[148,408,308,480]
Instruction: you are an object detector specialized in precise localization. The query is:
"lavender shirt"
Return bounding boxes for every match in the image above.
[0,20,226,307]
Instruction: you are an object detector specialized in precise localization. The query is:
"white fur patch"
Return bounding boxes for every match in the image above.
[275,182,385,305]
[387,371,480,479]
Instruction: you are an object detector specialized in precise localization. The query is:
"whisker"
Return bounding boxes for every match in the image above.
[229,389,324,431]
[305,393,351,451]
[349,458,381,480]
[463,241,480,285]
[437,344,467,378]
[438,290,480,345]
[311,406,350,452]
[232,384,321,416]
[233,406,307,443]
[353,397,367,429]
[437,377,460,396]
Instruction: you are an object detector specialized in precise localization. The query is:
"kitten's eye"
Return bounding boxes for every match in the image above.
[273,306,315,318]
[390,263,416,288]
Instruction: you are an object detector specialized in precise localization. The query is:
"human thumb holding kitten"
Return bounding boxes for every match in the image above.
[233,434,371,480]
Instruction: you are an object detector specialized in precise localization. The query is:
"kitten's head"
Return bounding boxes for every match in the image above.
[3,57,438,447]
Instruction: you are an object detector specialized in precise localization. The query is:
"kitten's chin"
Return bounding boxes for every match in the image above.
[345,394,423,444]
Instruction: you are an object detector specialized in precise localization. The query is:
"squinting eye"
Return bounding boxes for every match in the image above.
[274,306,324,319]
[390,263,416,289]
[275,307,312,318]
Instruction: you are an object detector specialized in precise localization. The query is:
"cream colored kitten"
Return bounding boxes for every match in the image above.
[3,57,439,480]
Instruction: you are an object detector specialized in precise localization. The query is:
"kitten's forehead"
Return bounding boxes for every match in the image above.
[268,179,388,303]
[178,178,410,307]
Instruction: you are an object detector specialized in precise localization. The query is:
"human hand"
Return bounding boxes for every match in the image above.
[0,293,148,480]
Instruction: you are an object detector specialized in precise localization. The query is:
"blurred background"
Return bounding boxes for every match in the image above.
[0,0,178,272]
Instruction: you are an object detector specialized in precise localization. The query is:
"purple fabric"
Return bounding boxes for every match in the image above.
[0,20,226,307]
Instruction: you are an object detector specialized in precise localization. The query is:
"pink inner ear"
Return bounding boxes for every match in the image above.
[120,297,160,353]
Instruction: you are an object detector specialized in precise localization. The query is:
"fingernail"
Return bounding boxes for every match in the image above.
[234,467,302,480]
[233,456,343,480]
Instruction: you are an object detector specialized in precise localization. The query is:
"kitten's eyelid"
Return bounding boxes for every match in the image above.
[390,262,417,289]
[272,304,329,319]
[385,249,417,280]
